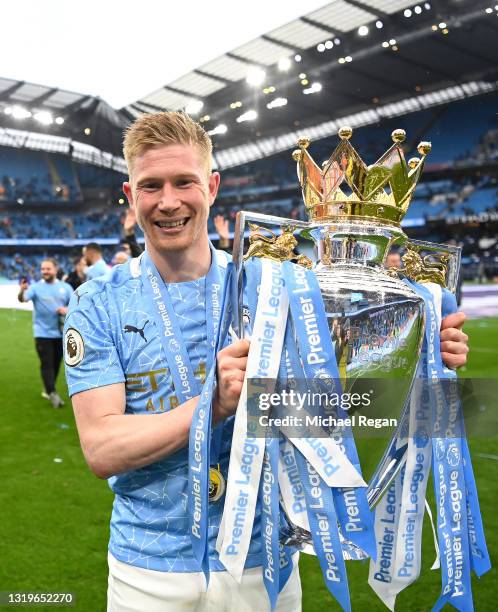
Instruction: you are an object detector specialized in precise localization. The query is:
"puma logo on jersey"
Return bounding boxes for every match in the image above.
[74,289,88,304]
[124,321,149,342]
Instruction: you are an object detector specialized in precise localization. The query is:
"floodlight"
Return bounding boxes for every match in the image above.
[55,117,64,125]
[266,97,288,109]
[34,111,53,125]
[325,40,333,49]
[317,43,325,52]
[376,20,383,28]
[208,124,227,136]
[303,82,322,95]
[12,106,31,119]
[236,110,258,123]
[358,25,369,36]
[185,100,203,115]
[246,68,266,86]
[278,57,291,71]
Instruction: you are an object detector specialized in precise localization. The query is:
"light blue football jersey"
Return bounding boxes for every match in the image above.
[85,258,109,281]
[63,250,263,573]
[25,279,73,338]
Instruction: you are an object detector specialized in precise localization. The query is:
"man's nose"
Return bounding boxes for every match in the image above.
[157,184,181,212]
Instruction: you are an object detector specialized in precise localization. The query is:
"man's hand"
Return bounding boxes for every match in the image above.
[213,339,249,423]
[56,306,68,315]
[19,279,29,291]
[440,312,469,369]
[214,215,229,240]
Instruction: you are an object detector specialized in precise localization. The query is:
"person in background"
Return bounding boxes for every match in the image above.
[112,251,130,266]
[82,242,109,280]
[18,258,73,408]
[385,250,402,269]
[64,255,87,290]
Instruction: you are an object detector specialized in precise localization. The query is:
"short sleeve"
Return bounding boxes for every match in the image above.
[25,285,36,301]
[63,294,125,396]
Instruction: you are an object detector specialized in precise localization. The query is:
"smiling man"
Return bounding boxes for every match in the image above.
[18,258,73,408]
[63,111,469,612]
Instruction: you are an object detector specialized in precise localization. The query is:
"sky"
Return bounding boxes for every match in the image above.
[1,0,329,109]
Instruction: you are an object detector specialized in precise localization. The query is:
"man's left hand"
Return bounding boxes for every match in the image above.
[440,311,469,369]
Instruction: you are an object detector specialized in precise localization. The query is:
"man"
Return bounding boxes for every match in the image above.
[19,258,73,408]
[64,255,87,290]
[82,242,109,280]
[63,112,469,611]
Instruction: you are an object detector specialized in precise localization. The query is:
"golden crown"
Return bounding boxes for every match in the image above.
[292,126,431,225]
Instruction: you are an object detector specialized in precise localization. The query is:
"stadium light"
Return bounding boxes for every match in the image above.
[4,107,12,115]
[414,5,422,14]
[236,110,258,123]
[438,22,447,29]
[34,111,53,125]
[278,57,291,71]
[404,8,412,17]
[294,54,302,62]
[246,67,266,86]
[303,82,322,95]
[208,124,227,136]
[266,97,288,109]
[325,40,333,49]
[376,20,383,28]
[11,106,32,119]
[345,56,352,62]
[185,100,203,115]
[55,117,64,125]
[382,41,389,48]
[317,43,325,52]
[358,25,369,36]
[389,38,396,45]
[334,38,341,45]
[485,7,492,12]
[424,2,431,8]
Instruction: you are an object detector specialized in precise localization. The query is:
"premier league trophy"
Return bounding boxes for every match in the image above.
[208,127,489,610]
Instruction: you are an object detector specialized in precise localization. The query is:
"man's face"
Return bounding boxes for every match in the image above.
[386,253,402,269]
[82,247,92,266]
[123,144,220,258]
[40,261,57,282]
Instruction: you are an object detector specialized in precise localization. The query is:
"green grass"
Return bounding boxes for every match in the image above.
[0,310,496,611]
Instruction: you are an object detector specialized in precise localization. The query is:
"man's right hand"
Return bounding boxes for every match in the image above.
[19,279,29,291]
[213,339,250,423]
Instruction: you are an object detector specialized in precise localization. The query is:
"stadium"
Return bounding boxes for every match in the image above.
[1,0,497,610]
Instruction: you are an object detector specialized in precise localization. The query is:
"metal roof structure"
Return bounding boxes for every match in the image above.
[0,80,127,154]
[0,0,496,167]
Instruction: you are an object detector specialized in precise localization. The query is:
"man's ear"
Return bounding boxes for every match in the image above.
[208,172,221,206]
[123,182,134,209]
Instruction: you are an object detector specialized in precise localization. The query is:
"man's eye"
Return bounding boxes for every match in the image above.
[141,184,160,191]
[177,179,194,187]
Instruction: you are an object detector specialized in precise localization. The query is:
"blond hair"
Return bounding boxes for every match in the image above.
[123,111,212,175]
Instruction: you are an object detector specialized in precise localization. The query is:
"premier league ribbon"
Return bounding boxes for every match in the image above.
[187,258,235,583]
[369,279,490,610]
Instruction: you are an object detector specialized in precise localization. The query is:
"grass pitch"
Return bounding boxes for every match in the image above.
[0,309,496,611]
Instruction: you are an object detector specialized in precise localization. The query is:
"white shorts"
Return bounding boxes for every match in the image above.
[107,553,302,612]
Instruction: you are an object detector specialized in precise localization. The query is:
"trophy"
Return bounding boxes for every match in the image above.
[231,126,461,550]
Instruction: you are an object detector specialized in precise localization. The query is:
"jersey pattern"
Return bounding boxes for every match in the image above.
[63,253,263,573]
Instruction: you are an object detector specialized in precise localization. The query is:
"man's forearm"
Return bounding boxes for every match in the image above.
[17,289,26,302]
[78,397,198,479]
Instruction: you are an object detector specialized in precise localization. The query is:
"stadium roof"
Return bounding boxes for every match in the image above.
[0,0,496,166]
[127,0,498,153]
[0,82,127,154]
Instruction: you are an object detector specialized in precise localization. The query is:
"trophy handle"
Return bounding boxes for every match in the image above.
[389,238,462,295]
[232,211,311,338]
